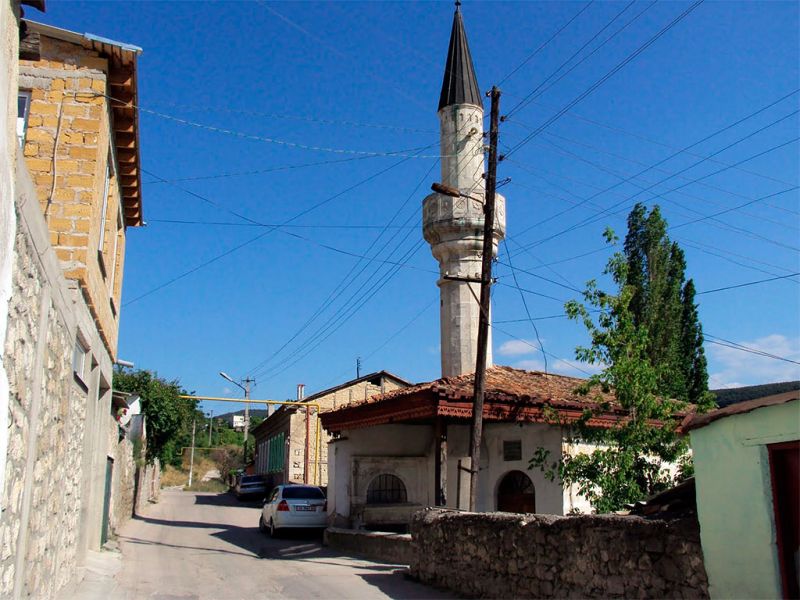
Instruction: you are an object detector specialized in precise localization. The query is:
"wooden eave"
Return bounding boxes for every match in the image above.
[88,40,143,227]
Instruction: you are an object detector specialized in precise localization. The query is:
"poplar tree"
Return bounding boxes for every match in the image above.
[622,203,709,403]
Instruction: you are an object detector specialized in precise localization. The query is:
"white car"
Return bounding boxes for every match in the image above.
[259,484,327,537]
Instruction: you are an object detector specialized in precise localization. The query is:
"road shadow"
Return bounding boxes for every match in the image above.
[358,572,458,599]
[193,491,263,507]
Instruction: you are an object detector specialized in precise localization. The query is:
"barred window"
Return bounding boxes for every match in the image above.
[366,474,407,504]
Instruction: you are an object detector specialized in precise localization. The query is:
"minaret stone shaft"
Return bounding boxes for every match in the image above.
[423,8,506,378]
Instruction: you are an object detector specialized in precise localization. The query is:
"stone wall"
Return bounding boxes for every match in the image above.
[0,199,86,598]
[410,509,709,599]
[134,458,160,514]
[111,434,135,533]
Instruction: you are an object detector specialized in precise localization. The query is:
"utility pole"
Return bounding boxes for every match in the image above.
[468,86,501,512]
[241,377,255,468]
[207,410,213,446]
[188,418,196,487]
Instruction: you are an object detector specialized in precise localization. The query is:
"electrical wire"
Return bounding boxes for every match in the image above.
[505,0,654,118]
[504,0,705,157]
[498,0,596,86]
[501,239,549,373]
[123,154,421,307]
[696,272,800,295]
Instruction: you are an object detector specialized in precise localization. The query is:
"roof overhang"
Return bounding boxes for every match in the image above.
[320,388,632,434]
[23,20,144,226]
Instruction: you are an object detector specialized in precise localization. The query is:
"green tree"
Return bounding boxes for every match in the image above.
[113,368,198,466]
[531,228,714,513]
[622,203,710,403]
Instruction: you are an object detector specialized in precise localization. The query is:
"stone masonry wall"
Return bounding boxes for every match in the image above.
[410,509,708,599]
[0,203,87,598]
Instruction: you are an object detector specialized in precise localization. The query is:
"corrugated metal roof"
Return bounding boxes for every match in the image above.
[438,8,482,111]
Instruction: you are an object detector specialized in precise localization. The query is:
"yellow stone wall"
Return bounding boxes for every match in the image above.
[19,35,126,359]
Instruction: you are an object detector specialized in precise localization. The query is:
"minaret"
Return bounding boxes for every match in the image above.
[423,6,506,378]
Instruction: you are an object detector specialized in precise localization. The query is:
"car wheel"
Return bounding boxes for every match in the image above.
[269,518,279,538]
[258,515,268,534]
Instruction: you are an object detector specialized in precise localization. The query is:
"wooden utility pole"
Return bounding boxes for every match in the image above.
[468,86,501,512]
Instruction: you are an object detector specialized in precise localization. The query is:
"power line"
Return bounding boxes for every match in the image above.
[704,334,800,366]
[526,98,799,190]
[124,154,419,307]
[142,154,394,185]
[498,0,596,85]
[504,0,705,157]
[501,240,549,373]
[696,272,800,295]
[530,129,800,249]
[96,92,445,159]
[505,0,654,118]
[147,218,416,230]
[145,100,436,134]
[517,111,800,252]
[536,129,798,231]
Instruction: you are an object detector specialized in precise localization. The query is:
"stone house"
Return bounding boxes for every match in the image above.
[252,371,410,491]
[685,389,799,599]
[0,5,145,597]
[320,366,631,529]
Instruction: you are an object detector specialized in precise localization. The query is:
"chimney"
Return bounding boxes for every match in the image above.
[296,384,305,401]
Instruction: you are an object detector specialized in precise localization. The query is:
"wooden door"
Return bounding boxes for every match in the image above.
[497,470,536,514]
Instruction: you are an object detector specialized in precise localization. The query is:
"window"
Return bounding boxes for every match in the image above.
[282,486,325,500]
[267,433,285,473]
[17,91,31,147]
[366,474,407,504]
[72,337,89,385]
[98,153,113,275]
[503,440,522,461]
[109,200,124,303]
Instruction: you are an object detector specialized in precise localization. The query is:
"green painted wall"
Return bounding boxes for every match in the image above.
[691,400,799,599]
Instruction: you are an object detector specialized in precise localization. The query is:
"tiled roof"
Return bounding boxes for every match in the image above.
[345,365,617,411]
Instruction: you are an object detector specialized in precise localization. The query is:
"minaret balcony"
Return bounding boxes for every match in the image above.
[422,191,506,248]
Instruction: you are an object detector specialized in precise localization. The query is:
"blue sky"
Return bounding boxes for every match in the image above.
[33,1,799,413]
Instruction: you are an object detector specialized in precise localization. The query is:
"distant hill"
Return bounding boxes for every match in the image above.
[712,381,800,408]
[215,409,270,426]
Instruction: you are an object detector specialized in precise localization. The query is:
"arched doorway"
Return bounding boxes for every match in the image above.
[497,470,536,513]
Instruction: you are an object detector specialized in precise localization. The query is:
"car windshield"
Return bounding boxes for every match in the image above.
[241,476,263,484]
[282,486,325,500]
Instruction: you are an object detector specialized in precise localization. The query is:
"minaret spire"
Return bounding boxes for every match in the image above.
[423,7,506,378]
[438,5,482,111]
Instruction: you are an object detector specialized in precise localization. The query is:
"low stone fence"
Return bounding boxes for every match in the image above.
[324,528,414,565]
[134,459,161,515]
[410,509,708,599]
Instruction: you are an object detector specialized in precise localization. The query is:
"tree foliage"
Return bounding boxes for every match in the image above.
[623,204,710,404]
[531,215,715,513]
[113,368,199,466]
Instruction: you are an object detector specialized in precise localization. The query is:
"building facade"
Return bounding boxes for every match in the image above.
[252,371,410,491]
[687,391,800,599]
[0,8,144,598]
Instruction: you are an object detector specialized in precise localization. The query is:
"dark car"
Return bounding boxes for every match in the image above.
[234,475,267,500]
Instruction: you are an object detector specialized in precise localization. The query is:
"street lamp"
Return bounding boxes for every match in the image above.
[219,371,255,468]
[431,182,482,202]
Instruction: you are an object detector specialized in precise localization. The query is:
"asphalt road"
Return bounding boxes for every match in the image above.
[112,489,451,600]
